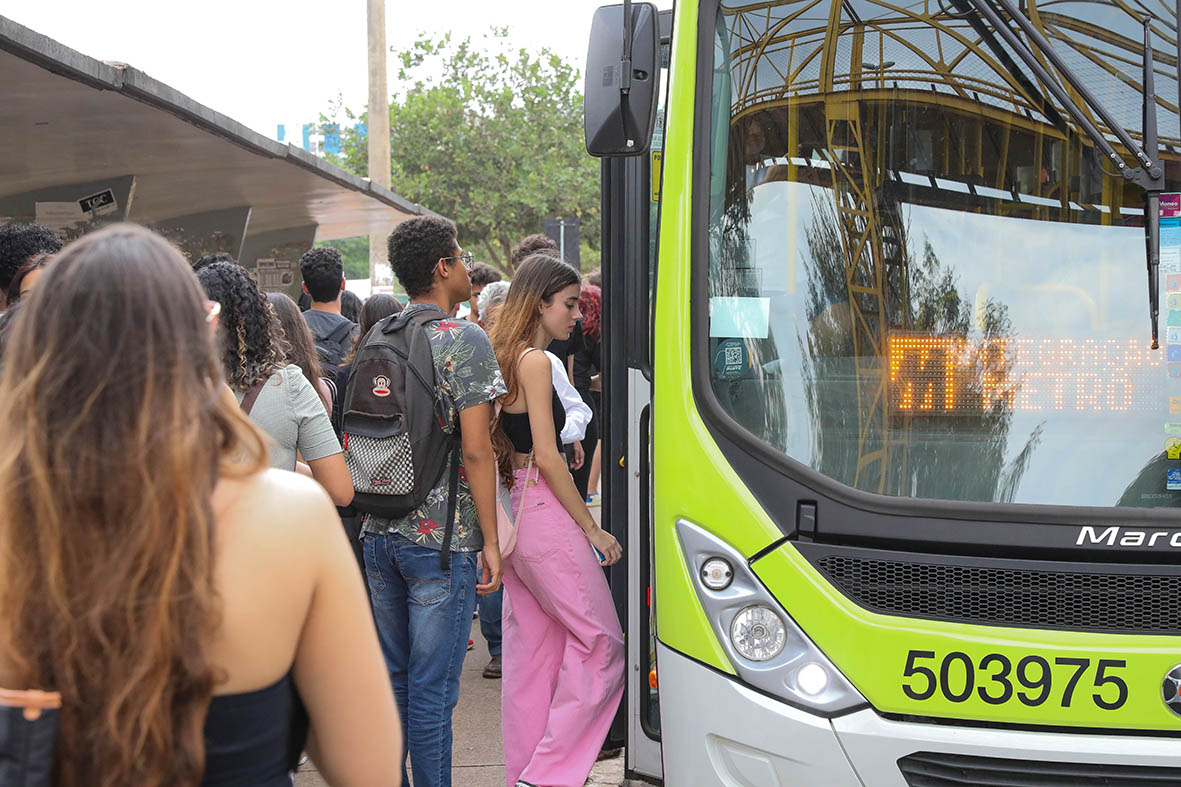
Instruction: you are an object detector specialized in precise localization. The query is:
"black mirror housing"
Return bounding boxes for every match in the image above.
[584,3,661,158]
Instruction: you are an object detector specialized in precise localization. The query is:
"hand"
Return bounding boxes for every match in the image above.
[570,441,585,471]
[477,543,503,595]
[587,526,622,566]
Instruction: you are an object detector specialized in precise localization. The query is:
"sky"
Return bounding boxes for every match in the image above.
[3,0,670,139]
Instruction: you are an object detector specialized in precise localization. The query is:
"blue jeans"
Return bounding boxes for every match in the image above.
[363,533,478,787]
[478,587,503,656]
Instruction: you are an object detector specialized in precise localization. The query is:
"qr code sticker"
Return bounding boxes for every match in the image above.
[724,345,742,367]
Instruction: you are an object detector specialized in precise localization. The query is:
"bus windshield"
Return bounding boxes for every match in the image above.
[704,0,1181,508]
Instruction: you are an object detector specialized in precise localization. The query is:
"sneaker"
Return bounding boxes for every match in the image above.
[586,493,601,507]
[482,654,502,679]
[467,638,474,651]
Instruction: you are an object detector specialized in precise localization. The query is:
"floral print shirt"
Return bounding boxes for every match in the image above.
[362,303,506,551]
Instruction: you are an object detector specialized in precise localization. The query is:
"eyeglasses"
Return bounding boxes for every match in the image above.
[204,300,221,324]
[441,251,475,271]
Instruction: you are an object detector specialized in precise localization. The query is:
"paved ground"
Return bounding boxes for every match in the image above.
[295,506,627,786]
[293,618,625,787]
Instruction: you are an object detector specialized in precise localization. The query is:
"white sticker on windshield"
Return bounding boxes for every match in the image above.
[710,297,770,339]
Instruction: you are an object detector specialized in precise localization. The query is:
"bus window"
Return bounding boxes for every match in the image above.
[703,0,1181,508]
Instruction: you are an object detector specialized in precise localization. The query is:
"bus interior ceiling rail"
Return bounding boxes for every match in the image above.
[950,0,1166,347]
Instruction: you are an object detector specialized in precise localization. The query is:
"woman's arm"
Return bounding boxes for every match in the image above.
[292,491,401,785]
[307,454,354,507]
[518,351,621,564]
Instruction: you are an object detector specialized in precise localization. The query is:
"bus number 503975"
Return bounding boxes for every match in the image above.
[902,650,1129,709]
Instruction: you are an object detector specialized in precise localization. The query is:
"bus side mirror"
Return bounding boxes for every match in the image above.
[584,2,661,158]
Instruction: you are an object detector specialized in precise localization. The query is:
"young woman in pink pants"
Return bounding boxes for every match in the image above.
[488,254,624,787]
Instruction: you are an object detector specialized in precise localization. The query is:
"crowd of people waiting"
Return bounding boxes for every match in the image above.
[0,216,619,787]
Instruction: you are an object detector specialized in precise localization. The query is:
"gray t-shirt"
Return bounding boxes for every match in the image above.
[236,364,341,470]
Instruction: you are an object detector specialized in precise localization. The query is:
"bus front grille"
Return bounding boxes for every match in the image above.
[898,752,1181,786]
[813,554,1181,634]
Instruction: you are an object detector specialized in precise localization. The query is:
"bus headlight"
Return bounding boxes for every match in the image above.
[677,519,867,715]
[730,605,786,661]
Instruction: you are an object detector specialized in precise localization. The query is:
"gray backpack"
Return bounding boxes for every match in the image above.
[341,308,461,568]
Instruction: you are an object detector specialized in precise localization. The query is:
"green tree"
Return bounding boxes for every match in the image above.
[322,30,598,274]
[316,236,369,280]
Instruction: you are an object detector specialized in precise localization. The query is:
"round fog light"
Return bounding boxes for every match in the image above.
[701,557,733,590]
[796,662,829,696]
[730,605,786,662]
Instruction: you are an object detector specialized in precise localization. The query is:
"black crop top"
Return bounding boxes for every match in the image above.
[502,389,566,454]
[201,672,308,787]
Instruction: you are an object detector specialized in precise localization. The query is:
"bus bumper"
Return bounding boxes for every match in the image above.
[658,642,1181,786]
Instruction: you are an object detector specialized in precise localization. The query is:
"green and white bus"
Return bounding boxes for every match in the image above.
[587,0,1181,783]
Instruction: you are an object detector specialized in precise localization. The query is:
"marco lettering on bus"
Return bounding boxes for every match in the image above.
[1076,525,1181,548]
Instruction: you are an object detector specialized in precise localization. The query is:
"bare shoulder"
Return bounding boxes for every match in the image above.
[215,469,338,544]
[519,347,552,378]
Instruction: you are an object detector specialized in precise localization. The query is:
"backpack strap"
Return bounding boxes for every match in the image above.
[389,307,460,570]
[437,435,462,570]
[325,318,355,345]
[239,377,268,415]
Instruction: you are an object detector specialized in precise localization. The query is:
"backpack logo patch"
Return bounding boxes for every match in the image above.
[372,375,392,397]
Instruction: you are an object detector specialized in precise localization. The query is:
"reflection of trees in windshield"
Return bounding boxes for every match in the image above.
[800,189,1043,502]
[708,193,790,450]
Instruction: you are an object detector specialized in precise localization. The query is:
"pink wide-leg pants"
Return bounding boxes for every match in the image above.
[501,469,625,787]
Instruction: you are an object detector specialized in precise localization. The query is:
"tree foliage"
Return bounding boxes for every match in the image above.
[316,236,369,280]
[323,30,598,273]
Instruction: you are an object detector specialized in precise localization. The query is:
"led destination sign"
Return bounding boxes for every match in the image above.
[888,334,1167,414]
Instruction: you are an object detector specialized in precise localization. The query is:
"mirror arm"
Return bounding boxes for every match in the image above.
[621,0,634,94]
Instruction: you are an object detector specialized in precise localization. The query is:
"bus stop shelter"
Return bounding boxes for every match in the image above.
[0,15,429,292]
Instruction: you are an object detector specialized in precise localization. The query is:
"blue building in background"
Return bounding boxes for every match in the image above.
[276,122,363,156]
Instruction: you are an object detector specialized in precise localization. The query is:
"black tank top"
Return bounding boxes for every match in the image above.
[502,389,566,454]
[201,672,308,787]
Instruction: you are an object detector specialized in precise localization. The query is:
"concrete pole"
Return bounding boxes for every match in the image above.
[367,0,391,288]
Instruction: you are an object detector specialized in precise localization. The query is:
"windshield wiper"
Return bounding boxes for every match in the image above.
[954,0,1166,347]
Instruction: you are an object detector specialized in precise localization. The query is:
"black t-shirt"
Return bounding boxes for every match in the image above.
[546,321,585,372]
[571,332,600,391]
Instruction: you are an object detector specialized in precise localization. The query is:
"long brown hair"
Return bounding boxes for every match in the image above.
[487,253,580,486]
[267,291,324,391]
[345,293,403,363]
[0,224,269,787]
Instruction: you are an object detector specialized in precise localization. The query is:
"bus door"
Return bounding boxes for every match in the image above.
[599,7,671,782]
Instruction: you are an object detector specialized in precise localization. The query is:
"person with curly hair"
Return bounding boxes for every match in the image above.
[197,261,353,507]
[0,222,61,310]
[508,233,557,270]
[299,247,358,379]
[372,215,504,787]
[192,252,234,273]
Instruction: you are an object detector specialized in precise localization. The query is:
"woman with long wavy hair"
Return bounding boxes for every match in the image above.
[198,261,353,507]
[0,224,401,787]
[487,254,624,787]
[267,291,333,412]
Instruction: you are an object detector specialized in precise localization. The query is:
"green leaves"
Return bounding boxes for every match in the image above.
[324,30,599,273]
